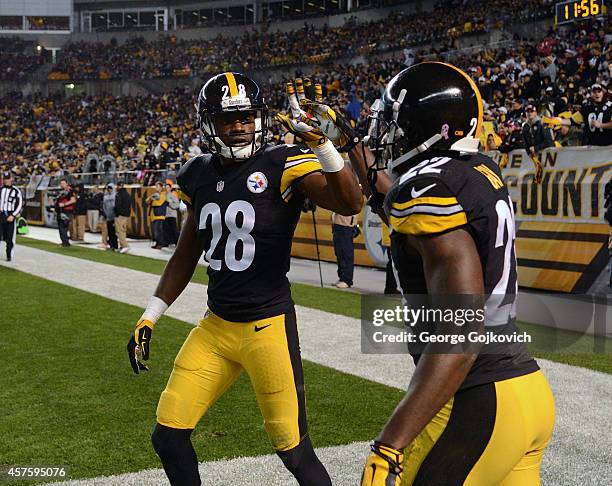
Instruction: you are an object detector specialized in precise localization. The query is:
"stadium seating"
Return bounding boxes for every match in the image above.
[0,1,610,184]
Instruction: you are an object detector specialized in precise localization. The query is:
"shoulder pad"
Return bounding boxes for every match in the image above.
[278,144,321,202]
[262,143,316,164]
[385,157,467,236]
[176,154,211,206]
[177,154,210,180]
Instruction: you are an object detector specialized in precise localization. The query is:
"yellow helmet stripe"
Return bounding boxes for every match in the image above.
[224,72,239,97]
[428,61,483,138]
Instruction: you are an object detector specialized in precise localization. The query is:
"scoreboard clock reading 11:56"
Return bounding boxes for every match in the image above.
[555,0,605,24]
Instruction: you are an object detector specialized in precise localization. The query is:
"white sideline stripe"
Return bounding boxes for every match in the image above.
[48,441,371,486]
[2,246,612,486]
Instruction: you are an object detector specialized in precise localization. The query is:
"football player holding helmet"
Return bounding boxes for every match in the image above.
[128,72,362,486]
[307,62,555,486]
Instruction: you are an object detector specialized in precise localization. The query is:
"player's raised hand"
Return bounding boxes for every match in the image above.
[298,80,360,152]
[127,318,155,374]
[275,78,327,148]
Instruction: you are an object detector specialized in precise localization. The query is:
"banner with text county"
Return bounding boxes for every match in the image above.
[488,146,612,294]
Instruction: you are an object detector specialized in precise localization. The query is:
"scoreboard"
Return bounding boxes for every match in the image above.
[555,0,605,24]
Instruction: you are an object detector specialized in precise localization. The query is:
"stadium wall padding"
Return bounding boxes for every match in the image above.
[491,147,611,293]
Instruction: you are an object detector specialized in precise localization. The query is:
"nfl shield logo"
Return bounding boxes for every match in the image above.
[247,172,268,194]
[216,181,224,192]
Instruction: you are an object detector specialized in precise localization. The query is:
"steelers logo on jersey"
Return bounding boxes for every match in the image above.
[247,172,268,193]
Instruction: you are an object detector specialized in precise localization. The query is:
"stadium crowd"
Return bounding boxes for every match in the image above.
[0,89,197,185]
[0,38,43,81]
[285,16,612,150]
[1,8,610,184]
[46,0,554,81]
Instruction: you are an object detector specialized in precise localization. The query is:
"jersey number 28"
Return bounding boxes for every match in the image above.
[199,200,255,271]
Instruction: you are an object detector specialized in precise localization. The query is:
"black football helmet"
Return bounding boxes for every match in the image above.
[196,72,268,160]
[366,62,483,175]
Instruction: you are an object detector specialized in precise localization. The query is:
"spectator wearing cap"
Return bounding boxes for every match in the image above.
[508,99,524,122]
[580,83,612,146]
[499,120,526,153]
[522,104,554,157]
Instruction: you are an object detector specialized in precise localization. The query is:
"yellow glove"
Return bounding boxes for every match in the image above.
[127,318,155,374]
[275,78,327,148]
[275,112,326,148]
[361,442,404,486]
[298,79,360,152]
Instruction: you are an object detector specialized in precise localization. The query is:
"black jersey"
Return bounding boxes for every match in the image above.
[384,151,538,389]
[177,144,322,321]
[581,99,612,146]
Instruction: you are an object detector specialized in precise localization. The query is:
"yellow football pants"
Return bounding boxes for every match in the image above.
[156,309,307,452]
[402,370,555,486]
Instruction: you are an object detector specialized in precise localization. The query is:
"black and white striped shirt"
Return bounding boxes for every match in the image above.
[0,185,23,217]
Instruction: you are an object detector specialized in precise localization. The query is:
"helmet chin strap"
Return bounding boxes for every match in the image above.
[215,138,253,160]
[203,116,263,161]
[389,133,443,173]
[389,134,480,175]
[385,89,407,160]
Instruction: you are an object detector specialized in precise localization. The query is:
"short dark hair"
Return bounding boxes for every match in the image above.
[60,178,68,183]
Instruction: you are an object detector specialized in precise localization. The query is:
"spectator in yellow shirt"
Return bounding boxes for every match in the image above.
[146,181,167,249]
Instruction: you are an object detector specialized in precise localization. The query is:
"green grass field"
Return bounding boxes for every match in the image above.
[3,237,611,483]
[0,265,404,482]
[17,236,612,374]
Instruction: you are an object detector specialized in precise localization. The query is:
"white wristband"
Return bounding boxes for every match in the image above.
[141,296,168,324]
[312,139,345,173]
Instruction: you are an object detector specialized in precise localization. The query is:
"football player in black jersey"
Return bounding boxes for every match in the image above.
[127,72,362,486]
[304,62,556,485]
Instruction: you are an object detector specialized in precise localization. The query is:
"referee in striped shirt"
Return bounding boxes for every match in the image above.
[0,174,23,261]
